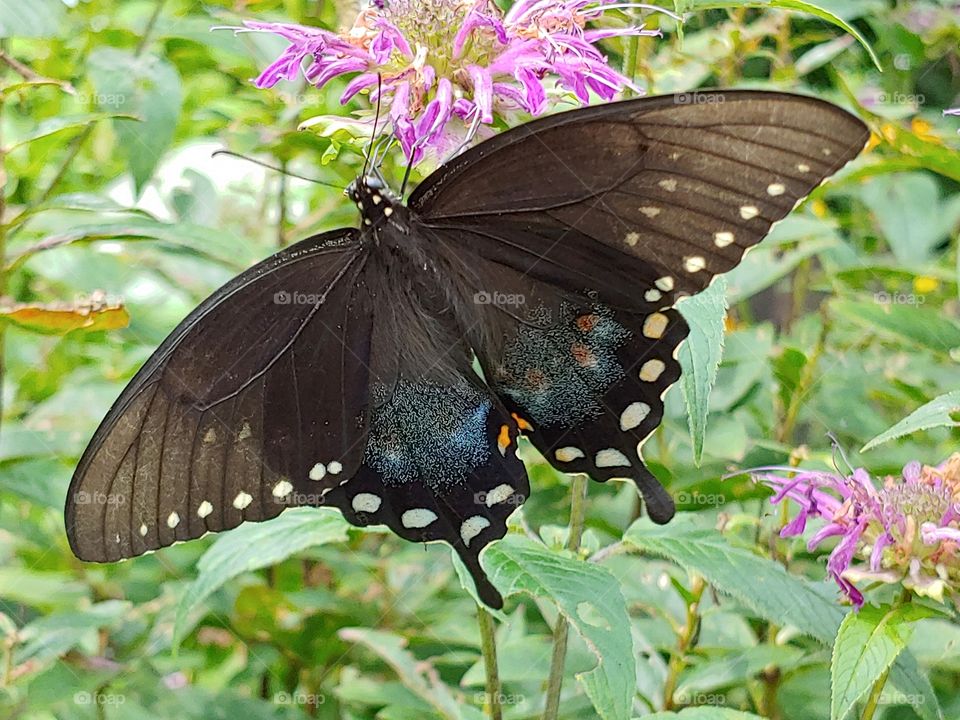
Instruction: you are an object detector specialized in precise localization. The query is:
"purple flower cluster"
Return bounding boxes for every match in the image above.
[239,1,666,163]
[755,455,960,608]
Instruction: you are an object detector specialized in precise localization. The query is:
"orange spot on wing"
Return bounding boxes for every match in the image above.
[497,424,511,456]
[575,313,599,332]
[511,412,534,432]
[570,341,597,368]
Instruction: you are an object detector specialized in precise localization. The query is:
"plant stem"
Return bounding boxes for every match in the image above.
[477,604,503,720]
[859,666,890,720]
[135,0,167,57]
[662,575,705,710]
[542,474,588,720]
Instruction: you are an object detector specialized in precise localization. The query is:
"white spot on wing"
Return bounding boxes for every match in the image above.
[461,516,491,546]
[485,484,515,506]
[643,313,669,339]
[658,178,678,192]
[797,163,811,172]
[683,255,706,273]
[644,288,662,302]
[555,446,585,462]
[639,359,666,382]
[740,205,760,220]
[352,493,382,513]
[401,508,438,528]
[166,512,180,529]
[272,480,293,498]
[620,402,651,430]
[197,501,213,518]
[624,231,640,246]
[596,448,631,467]
[233,492,253,510]
[328,461,343,475]
[655,276,674,292]
[309,463,326,481]
[139,523,148,537]
[714,231,735,248]
[639,206,661,218]
[767,183,786,196]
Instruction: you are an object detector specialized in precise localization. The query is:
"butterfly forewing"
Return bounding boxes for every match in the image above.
[66,229,371,561]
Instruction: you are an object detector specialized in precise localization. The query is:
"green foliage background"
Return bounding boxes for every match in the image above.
[1,1,960,719]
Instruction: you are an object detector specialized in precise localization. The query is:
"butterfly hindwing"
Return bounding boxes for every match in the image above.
[66,229,372,561]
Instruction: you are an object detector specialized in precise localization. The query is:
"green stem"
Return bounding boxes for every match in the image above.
[662,575,705,710]
[859,666,890,720]
[477,605,503,720]
[542,474,588,720]
[135,0,167,57]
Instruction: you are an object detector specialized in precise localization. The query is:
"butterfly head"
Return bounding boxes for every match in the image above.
[348,175,401,229]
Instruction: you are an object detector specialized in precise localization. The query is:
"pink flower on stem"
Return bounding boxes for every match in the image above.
[234,1,671,164]
[754,455,960,608]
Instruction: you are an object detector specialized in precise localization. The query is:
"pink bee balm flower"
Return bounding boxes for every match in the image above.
[754,454,960,609]
[236,0,668,163]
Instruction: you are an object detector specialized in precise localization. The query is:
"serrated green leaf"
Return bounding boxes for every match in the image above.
[174,508,349,644]
[482,535,635,720]
[677,276,727,465]
[674,0,880,70]
[832,298,960,356]
[87,48,183,194]
[862,391,960,452]
[830,606,909,720]
[624,515,846,640]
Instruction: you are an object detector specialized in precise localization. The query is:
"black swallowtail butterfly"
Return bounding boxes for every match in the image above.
[66,91,868,608]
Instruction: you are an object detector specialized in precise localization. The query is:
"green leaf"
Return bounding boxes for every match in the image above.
[174,508,349,644]
[624,515,845,641]
[830,606,910,720]
[678,276,727,465]
[644,708,768,719]
[861,173,960,265]
[338,628,475,720]
[8,113,135,150]
[674,0,881,70]
[0,0,64,38]
[483,535,635,720]
[832,298,960,356]
[87,48,183,194]
[862,391,960,452]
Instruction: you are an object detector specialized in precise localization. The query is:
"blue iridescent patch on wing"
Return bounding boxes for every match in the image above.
[365,378,492,488]
[492,303,630,428]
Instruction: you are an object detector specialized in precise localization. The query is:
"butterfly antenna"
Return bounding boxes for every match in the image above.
[211,150,346,191]
[361,73,383,179]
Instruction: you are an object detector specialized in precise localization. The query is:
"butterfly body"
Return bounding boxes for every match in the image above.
[66,92,869,608]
